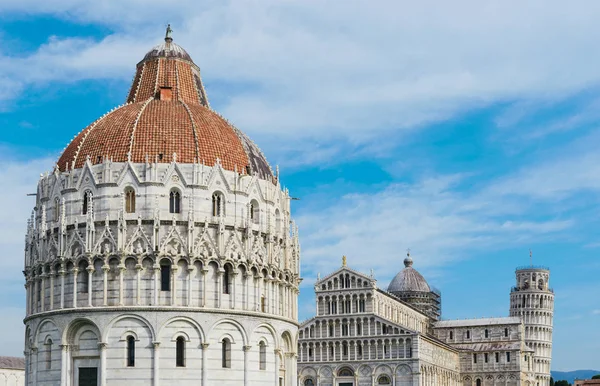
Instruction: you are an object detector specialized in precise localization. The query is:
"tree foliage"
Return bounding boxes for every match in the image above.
[554,380,570,386]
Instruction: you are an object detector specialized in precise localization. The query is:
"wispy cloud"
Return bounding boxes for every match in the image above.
[0,158,53,287]
[296,172,573,281]
[3,1,600,153]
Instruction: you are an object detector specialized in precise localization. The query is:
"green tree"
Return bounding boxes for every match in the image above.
[554,380,570,386]
[550,377,554,386]
[592,375,600,379]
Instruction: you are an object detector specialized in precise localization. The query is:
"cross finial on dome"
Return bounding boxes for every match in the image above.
[165,24,173,43]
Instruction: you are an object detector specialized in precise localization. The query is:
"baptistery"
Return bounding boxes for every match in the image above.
[23,27,300,386]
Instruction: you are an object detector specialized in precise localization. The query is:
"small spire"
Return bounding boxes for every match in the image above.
[165,24,173,43]
[342,255,347,267]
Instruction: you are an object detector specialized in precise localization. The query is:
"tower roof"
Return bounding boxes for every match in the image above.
[387,255,431,293]
[57,27,273,180]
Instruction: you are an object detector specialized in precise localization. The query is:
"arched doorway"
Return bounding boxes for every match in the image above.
[337,367,355,386]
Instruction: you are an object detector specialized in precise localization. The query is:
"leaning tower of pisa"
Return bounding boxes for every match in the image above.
[509,266,554,386]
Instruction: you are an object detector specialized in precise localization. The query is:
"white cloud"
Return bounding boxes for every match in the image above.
[0,158,53,283]
[3,1,600,151]
[295,173,573,281]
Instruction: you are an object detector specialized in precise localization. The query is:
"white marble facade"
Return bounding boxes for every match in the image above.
[298,262,553,386]
[24,160,301,386]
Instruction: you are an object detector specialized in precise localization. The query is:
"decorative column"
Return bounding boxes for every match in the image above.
[118,264,126,306]
[201,343,209,386]
[136,263,143,306]
[87,265,94,307]
[231,271,238,309]
[152,342,160,386]
[153,264,160,306]
[60,344,69,386]
[31,347,38,386]
[59,268,65,309]
[187,265,194,306]
[171,265,178,306]
[243,345,252,386]
[40,274,46,311]
[201,268,208,307]
[98,342,107,386]
[244,272,252,310]
[72,268,79,308]
[216,270,224,308]
[274,349,281,386]
[102,264,109,306]
[287,352,297,386]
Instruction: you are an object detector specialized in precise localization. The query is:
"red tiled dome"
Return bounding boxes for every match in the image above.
[57,31,273,180]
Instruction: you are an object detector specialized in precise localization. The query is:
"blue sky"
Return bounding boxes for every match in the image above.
[1,1,600,371]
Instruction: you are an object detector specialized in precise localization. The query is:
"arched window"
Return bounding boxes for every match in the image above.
[259,341,266,370]
[250,200,259,224]
[304,379,315,386]
[127,336,135,367]
[223,265,231,294]
[176,336,185,367]
[378,375,391,385]
[54,197,60,221]
[125,187,136,213]
[212,192,223,216]
[82,190,92,215]
[505,328,509,337]
[160,261,171,291]
[476,380,482,386]
[169,190,181,214]
[338,367,354,377]
[221,339,231,368]
[449,331,453,340]
[45,338,52,370]
[485,329,489,338]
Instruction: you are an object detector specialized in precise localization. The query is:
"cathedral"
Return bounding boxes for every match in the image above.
[297,255,554,386]
[23,27,300,386]
[22,27,554,386]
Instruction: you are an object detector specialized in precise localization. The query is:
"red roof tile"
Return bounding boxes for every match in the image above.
[57,36,273,179]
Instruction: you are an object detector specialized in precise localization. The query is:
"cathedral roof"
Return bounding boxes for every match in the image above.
[387,255,431,293]
[434,316,521,328]
[57,26,274,180]
[0,356,25,370]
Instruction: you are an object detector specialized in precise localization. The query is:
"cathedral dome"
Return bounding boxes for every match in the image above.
[387,255,431,293]
[57,28,273,180]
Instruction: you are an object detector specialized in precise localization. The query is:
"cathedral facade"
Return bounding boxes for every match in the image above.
[297,256,554,386]
[23,29,300,386]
